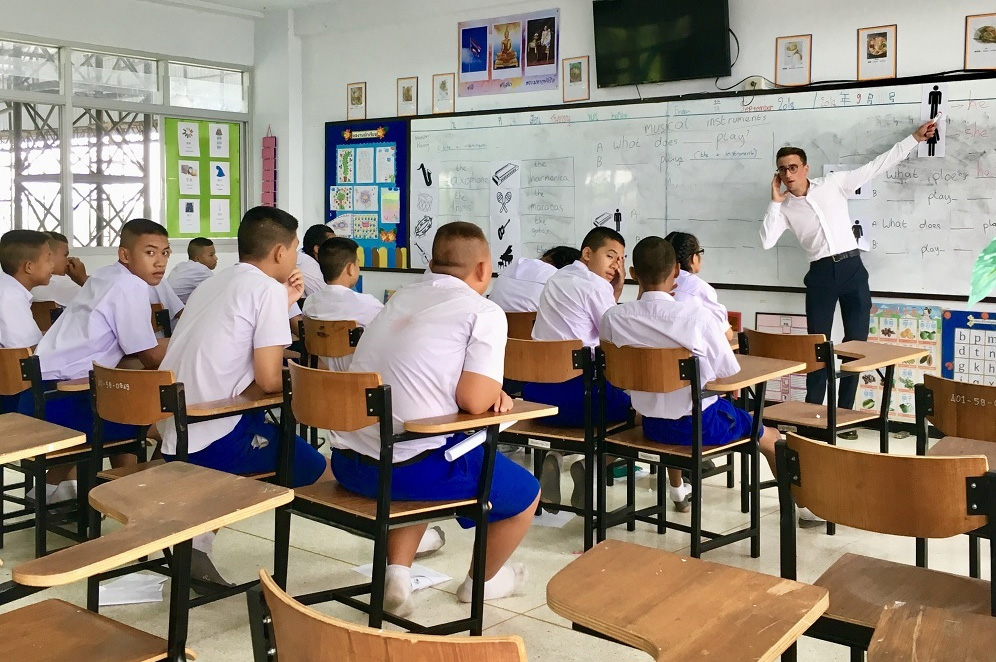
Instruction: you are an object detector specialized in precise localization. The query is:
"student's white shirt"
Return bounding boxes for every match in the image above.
[157,263,293,455]
[532,260,616,347]
[0,272,42,349]
[31,274,81,307]
[600,291,740,419]
[296,251,325,297]
[673,270,730,330]
[761,135,918,262]
[166,260,213,304]
[35,262,158,381]
[301,283,384,370]
[149,279,184,322]
[488,257,556,313]
[335,272,507,462]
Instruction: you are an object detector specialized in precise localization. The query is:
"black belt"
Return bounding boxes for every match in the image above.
[813,249,860,265]
[335,447,436,468]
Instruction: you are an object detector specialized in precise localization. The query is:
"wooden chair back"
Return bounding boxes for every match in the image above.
[505,311,537,340]
[785,433,989,538]
[257,570,527,662]
[0,347,32,397]
[150,303,172,337]
[288,361,381,432]
[30,301,58,333]
[920,374,996,443]
[601,341,692,394]
[91,363,176,426]
[743,329,828,373]
[505,338,584,383]
[301,317,360,360]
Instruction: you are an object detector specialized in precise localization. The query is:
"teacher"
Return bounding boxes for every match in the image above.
[760,120,936,416]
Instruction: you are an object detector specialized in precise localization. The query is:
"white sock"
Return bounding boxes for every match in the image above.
[192,532,216,555]
[668,481,691,502]
[416,526,444,555]
[384,564,413,616]
[457,563,527,603]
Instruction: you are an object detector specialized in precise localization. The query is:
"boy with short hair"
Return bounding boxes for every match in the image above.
[600,236,822,526]
[298,223,335,297]
[30,231,82,307]
[332,221,539,617]
[157,206,331,582]
[0,230,53,350]
[167,237,217,303]
[301,236,384,370]
[489,245,581,313]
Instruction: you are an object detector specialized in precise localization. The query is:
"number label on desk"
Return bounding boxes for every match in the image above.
[97,379,130,391]
[950,394,990,407]
[528,439,551,449]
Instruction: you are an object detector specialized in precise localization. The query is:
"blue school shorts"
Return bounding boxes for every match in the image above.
[330,434,540,528]
[642,398,762,447]
[16,383,141,443]
[163,411,327,488]
[1,394,20,414]
[522,374,631,427]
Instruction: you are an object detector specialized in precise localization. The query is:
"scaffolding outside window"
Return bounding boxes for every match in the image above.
[72,51,160,104]
[168,63,246,113]
[0,40,60,93]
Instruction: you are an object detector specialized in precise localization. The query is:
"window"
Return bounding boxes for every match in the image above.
[169,63,246,113]
[72,51,160,104]
[0,102,63,234]
[0,40,60,94]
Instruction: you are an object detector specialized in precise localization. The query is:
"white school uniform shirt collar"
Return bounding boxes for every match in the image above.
[333,269,507,462]
[166,260,213,304]
[532,260,616,347]
[157,262,293,455]
[673,270,730,330]
[0,272,42,349]
[760,135,918,262]
[488,257,557,312]
[31,274,81,307]
[296,250,326,297]
[301,283,385,371]
[600,290,740,420]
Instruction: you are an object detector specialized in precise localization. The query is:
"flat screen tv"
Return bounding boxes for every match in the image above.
[592,0,732,87]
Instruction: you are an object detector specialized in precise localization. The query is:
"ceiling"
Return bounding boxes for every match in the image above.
[141,0,335,17]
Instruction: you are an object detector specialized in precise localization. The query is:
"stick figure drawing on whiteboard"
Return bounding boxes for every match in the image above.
[927,85,942,157]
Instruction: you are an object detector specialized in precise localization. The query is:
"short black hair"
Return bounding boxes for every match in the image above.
[46,231,69,246]
[317,236,359,282]
[238,206,299,261]
[581,226,625,252]
[0,229,50,276]
[776,146,808,165]
[541,245,581,269]
[119,218,168,250]
[632,236,677,286]
[303,224,335,259]
[187,237,214,260]
[664,231,701,272]
[431,221,489,279]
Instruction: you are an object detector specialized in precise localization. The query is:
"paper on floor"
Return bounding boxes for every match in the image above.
[533,510,576,528]
[352,563,451,591]
[98,573,168,606]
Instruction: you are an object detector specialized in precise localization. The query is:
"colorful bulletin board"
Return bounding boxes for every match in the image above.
[458,8,560,97]
[941,309,996,386]
[165,118,242,238]
[755,313,809,403]
[857,303,942,422]
[325,119,410,268]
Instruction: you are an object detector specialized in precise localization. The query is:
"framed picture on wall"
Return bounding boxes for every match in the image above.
[397,76,417,116]
[857,24,897,80]
[562,55,590,103]
[346,82,366,120]
[965,13,996,69]
[775,34,812,87]
[432,73,455,114]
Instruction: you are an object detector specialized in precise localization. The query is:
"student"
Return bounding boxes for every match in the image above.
[156,206,331,583]
[301,236,384,370]
[489,245,581,312]
[665,231,735,341]
[332,221,539,617]
[31,232,82,307]
[298,223,335,297]
[600,236,822,526]
[22,218,171,502]
[0,230,53,350]
[167,237,217,303]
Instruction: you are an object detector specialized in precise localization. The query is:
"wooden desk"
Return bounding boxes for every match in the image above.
[13,462,293,662]
[868,603,996,661]
[547,540,828,662]
[706,355,806,392]
[55,378,89,392]
[403,400,557,434]
[0,413,85,464]
[835,340,928,373]
[186,393,282,419]
[928,436,996,467]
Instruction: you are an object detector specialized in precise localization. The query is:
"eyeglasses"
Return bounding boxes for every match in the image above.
[777,164,802,175]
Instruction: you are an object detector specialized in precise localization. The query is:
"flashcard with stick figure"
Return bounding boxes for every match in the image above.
[919,82,948,158]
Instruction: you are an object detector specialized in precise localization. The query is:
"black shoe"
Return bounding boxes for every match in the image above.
[837,430,859,441]
[540,454,562,514]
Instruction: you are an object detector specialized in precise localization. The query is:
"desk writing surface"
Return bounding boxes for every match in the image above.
[706,355,806,392]
[404,400,557,434]
[868,603,996,662]
[186,393,282,418]
[0,413,86,463]
[835,340,928,372]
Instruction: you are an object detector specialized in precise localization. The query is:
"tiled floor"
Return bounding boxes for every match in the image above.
[0,429,988,661]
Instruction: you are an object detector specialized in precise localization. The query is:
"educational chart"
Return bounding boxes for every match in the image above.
[326,120,409,268]
[941,309,996,386]
[165,118,241,237]
[458,8,559,97]
[755,313,808,403]
[408,75,996,296]
[858,303,942,422]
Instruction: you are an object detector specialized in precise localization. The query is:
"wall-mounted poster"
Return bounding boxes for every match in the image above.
[857,24,897,81]
[775,34,812,87]
[562,55,590,103]
[458,8,560,97]
[397,76,417,117]
[965,13,996,69]
[433,73,455,114]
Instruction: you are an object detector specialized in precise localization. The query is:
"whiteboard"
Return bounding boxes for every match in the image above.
[408,76,996,297]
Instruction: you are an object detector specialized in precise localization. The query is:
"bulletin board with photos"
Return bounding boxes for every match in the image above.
[165,118,242,238]
[325,119,410,268]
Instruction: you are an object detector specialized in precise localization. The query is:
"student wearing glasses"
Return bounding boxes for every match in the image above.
[665,232,734,341]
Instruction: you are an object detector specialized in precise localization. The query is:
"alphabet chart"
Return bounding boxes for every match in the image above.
[942,310,996,386]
